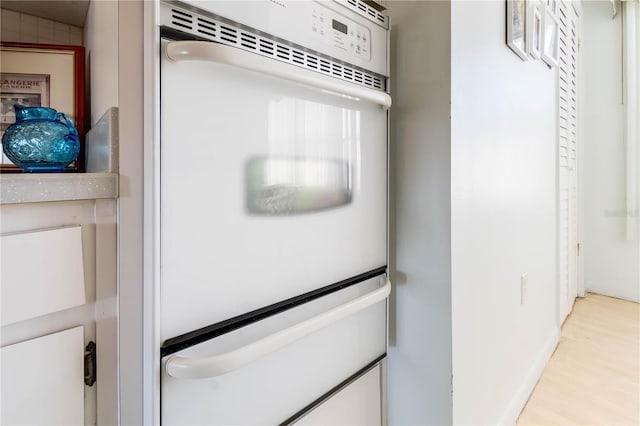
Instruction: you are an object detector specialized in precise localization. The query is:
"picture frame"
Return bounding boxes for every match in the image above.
[527,1,543,59]
[541,5,559,67]
[507,0,528,61]
[0,42,85,172]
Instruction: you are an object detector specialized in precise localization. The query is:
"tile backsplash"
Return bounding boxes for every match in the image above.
[0,8,83,46]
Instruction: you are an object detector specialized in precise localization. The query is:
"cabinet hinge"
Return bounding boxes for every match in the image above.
[577,243,581,256]
[84,341,96,387]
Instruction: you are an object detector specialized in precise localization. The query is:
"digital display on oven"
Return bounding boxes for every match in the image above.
[332,19,348,34]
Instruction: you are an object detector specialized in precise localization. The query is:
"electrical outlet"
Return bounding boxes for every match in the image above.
[521,273,528,304]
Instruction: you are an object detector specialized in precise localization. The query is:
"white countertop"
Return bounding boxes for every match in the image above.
[0,173,118,204]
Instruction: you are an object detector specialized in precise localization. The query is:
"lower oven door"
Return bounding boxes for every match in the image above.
[291,363,383,426]
[161,276,387,425]
[160,39,389,341]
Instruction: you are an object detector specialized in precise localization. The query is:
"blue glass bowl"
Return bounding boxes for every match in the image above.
[2,104,80,173]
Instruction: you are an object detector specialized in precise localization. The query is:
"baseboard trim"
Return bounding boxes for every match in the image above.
[583,287,640,304]
[497,328,560,426]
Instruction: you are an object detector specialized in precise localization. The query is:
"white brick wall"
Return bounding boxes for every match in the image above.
[1,8,83,45]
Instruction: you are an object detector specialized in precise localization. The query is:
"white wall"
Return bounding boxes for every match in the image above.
[450,1,559,424]
[118,1,145,425]
[387,1,453,424]
[581,0,640,303]
[83,0,118,126]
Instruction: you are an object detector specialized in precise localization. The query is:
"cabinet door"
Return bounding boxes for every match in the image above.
[1,327,85,426]
[1,226,86,326]
[295,364,382,425]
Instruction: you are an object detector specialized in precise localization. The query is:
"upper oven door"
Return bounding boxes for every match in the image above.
[160,39,389,340]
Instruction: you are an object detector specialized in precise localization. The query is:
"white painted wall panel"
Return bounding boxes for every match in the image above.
[1,226,86,326]
[451,1,559,424]
[0,326,85,426]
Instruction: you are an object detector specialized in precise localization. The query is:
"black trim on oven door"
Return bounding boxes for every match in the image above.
[160,266,387,357]
[161,26,207,42]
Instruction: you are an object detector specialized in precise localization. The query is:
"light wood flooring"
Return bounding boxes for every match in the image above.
[518,293,640,425]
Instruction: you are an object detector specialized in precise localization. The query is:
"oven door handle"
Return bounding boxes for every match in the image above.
[165,41,392,110]
[165,277,391,380]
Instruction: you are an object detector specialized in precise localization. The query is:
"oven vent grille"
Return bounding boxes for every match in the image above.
[166,7,385,91]
[170,8,193,31]
[338,0,388,27]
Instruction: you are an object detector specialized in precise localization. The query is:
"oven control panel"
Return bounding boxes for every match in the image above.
[309,7,371,60]
[177,0,389,76]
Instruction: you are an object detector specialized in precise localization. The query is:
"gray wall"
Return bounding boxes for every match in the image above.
[387,1,453,424]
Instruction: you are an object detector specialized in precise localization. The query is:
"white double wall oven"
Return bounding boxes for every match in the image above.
[156,0,391,423]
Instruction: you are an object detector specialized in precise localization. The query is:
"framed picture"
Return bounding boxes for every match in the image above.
[541,6,559,67]
[0,42,85,172]
[527,1,543,59]
[507,0,528,61]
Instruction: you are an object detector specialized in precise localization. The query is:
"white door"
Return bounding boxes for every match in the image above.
[1,327,85,426]
[160,40,389,340]
[161,277,387,425]
[294,364,382,425]
[558,0,580,323]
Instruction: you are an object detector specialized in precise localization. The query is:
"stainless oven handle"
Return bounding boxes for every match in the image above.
[165,277,391,379]
[165,41,392,110]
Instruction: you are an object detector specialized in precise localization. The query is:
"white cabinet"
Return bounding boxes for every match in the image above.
[1,327,85,426]
[0,184,118,426]
[1,226,86,326]
[0,224,89,424]
[295,364,383,426]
